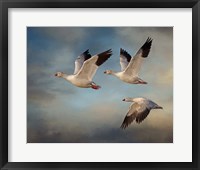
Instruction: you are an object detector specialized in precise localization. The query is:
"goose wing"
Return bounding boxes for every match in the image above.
[135,107,150,124]
[120,48,132,71]
[74,49,92,75]
[124,37,153,76]
[120,101,150,129]
[76,49,112,81]
[120,102,138,129]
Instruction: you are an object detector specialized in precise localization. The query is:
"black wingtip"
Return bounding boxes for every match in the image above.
[146,37,153,44]
[120,116,130,130]
[83,49,89,54]
[96,49,112,66]
[102,49,112,56]
[120,48,125,54]
[120,124,127,129]
[82,49,91,60]
[120,48,132,62]
[140,37,153,58]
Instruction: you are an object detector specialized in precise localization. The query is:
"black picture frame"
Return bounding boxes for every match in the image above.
[0,0,199,169]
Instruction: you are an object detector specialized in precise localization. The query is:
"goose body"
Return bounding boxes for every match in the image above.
[104,37,153,84]
[110,72,143,84]
[63,75,91,88]
[55,49,112,89]
[121,97,163,129]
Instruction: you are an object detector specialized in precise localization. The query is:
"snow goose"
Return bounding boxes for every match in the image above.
[104,37,152,84]
[121,97,162,129]
[55,49,112,89]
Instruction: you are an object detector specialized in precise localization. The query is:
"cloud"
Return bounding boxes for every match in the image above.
[28,27,87,47]
[28,89,55,107]
[28,113,173,143]
[156,68,173,86]
[27,97,172,143]
[27,27,173,143]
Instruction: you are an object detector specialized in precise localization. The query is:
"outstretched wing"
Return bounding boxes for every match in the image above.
[74,49,92,75]
[120,103,138,129]
[120,48,132,71]
[120,102,150,129]
[76,49,112,81]
[135,107,150,124]
[124,37,153,76]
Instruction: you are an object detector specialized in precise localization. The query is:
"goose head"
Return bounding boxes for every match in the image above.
[122,97,134,102]
[104,70,113,75]
[153,105,163,109]
[55,72,64,78]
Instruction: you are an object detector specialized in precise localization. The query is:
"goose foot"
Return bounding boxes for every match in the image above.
[91,84,101,90]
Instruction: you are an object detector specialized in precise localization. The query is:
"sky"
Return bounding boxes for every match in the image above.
[27,27,173,143]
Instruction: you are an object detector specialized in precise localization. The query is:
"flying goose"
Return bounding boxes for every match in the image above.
[121,97,162,129]
[104,38,153,84]
[55,49,112,89]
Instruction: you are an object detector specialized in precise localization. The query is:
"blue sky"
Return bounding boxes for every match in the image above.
[27,27,173,143]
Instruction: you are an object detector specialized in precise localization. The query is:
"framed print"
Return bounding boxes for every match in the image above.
[0,0,199,169]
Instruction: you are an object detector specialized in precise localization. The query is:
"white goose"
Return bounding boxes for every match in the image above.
[104,38,153,84]
[121,97,162,129]
[55,49,112,89]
